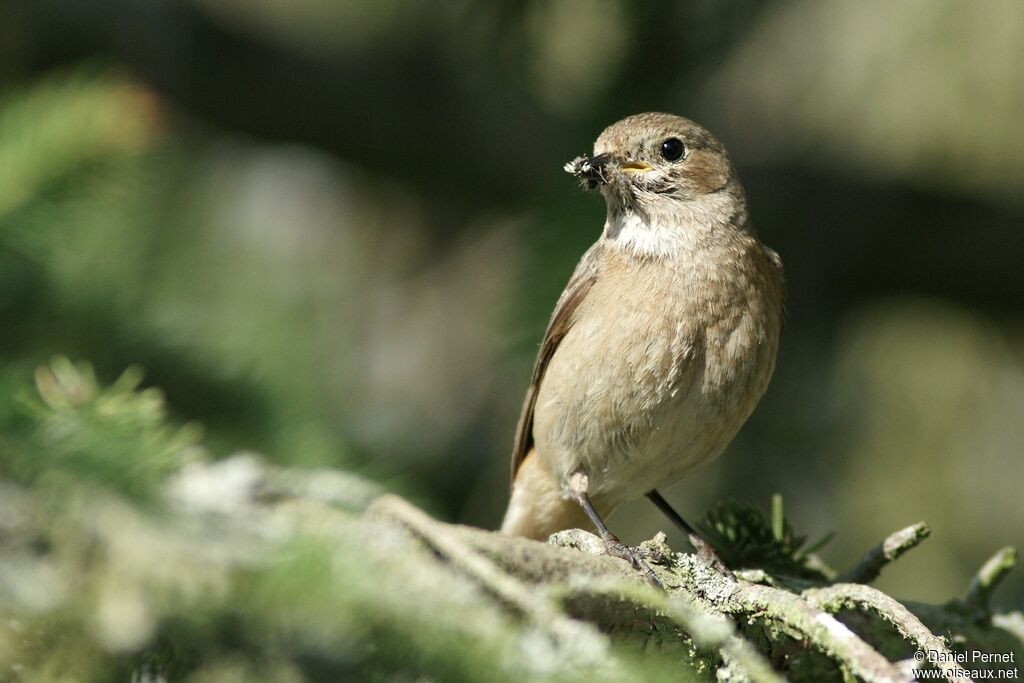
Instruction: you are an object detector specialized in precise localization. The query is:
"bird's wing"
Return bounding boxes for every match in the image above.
[510,241,603,483]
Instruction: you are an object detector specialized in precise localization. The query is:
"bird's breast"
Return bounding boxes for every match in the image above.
[532,237,783,500]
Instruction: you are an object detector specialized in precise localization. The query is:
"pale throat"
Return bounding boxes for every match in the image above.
[602,192,741,258]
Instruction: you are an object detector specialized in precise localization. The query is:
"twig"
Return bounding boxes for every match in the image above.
[655,551,907,683]
[721,578,906,682]
[839,523,930,584]
[554,577,785,683]
[964,546,1017,612]
[804,583,966,682]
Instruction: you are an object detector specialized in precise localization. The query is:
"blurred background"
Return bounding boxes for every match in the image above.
[0,0,1021,610]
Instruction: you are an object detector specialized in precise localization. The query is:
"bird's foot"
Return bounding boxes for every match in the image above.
[602,533,664,589]
[638,531,672,565]
[688,533,735,579]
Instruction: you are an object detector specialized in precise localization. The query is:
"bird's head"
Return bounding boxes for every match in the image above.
[565,113,746,235]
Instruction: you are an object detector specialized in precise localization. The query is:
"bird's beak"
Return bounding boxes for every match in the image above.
[619,160,653,174]
[582,153,613,179]
[588,155,653,176]
[565,153,611,186]
[565,154,652,187]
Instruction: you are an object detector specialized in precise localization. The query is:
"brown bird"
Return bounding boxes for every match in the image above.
[500,113,785,584]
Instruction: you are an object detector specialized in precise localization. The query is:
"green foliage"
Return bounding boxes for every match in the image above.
[698,497,833,581]
[0,68,154,221]
[0,364,671,682]
[0,69,349,470]
[6,357,200,503]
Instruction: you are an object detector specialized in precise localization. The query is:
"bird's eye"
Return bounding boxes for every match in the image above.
[660,138,685,162]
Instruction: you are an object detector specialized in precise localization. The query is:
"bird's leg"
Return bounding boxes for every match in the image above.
[646,490,734,578]
[568,473,663,589]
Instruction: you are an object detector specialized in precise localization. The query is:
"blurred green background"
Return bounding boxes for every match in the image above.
[1,0,1021,611]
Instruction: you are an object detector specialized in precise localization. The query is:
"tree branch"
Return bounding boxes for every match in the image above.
[364,495,1017,682]
[839,523,930,584]
[964,546,1018,613]
[804,583,965,682]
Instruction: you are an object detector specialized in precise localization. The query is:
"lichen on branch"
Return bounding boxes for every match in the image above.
[0,360,1020,682]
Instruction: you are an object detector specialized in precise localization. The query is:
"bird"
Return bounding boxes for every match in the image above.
[499,113,785,585]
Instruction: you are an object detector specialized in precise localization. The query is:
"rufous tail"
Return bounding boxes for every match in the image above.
[500,448,593,540]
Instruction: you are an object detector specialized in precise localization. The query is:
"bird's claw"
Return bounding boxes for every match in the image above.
[602,534,664,590]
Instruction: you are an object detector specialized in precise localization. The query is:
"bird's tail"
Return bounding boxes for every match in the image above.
[500,448,594,540]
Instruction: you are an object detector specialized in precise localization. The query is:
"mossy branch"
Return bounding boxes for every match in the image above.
[2,360,1019,682]
[368,495,1020,683]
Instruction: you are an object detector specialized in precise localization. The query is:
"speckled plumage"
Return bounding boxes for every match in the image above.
[502,113,784,541]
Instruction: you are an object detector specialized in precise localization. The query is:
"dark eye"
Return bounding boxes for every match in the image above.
[660,138,685,161]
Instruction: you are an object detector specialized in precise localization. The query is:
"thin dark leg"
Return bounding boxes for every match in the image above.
[575,491,614,538]
[646,490,734,577]
[573,489,663,589]
[646,490,699,537]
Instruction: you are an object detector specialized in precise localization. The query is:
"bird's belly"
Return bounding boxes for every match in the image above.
[532,293,777,502]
